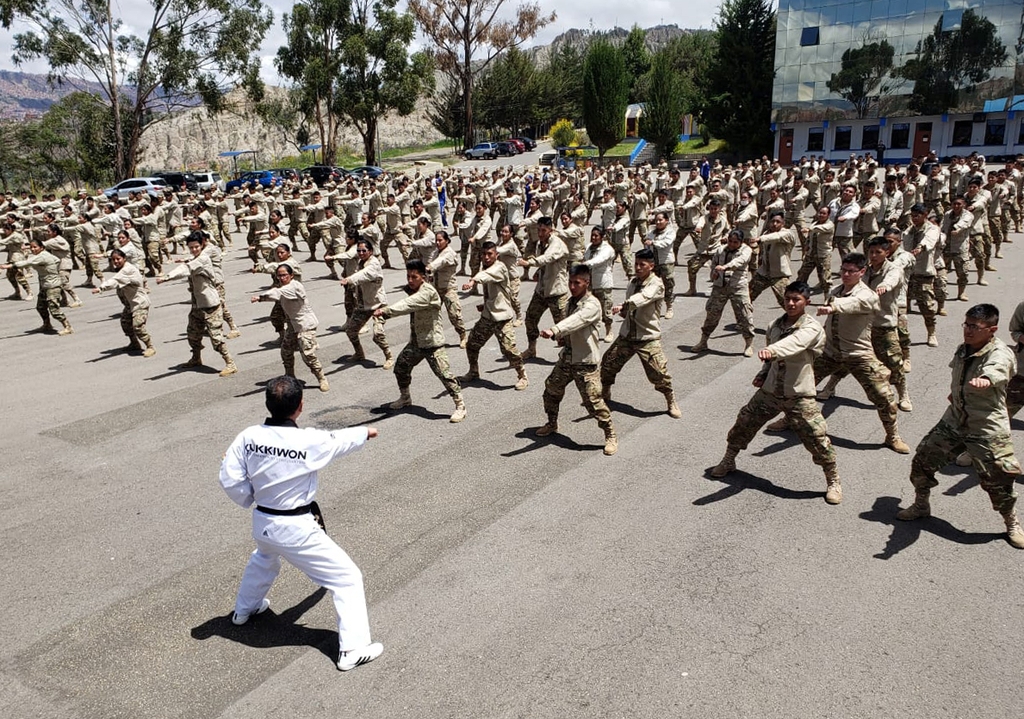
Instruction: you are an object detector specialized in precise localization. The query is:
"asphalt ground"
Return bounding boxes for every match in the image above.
[1,200,1023,719]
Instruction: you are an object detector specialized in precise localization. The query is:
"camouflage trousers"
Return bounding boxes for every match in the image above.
[380,231,409,268]
[934,268,947,310]
[600,337,673,394]
[945,251,970,290]
[1007,374,1024,418]
[686,250,713,285]
[702,285,755,338]
[673,227,695,264]
[58,270,79,306]
[439,287,466,336]
[968,233,990,270]
[609,236,635,278]
[187,305,226,354]
[466,315,524,372]
[305,224,319,256]
[834,234,854,259]
[726,389,836,468]
[509,275,522,319]
[852,231,873,250]
[344,285,356,322]
[910,422,1021,515]
[988,215,1004,252]
[216,282,236,329]
[6,265,31,295]
[282,327,324,380]
[215,220,231,248]
[813,353,898,429]
[345,308,390,356]
[1003,204,1019,233]
[394,342,461,398]
[270,300,286,335]
[592,287,614,333]
[629,219,649,243]
[907,275,937,332]
[37,287,66,324]
[897,310,911,358]
[525,292,567,344]
[144,240,163,275]
[543,358,612,428]
[655,263,675,307]
[828,326,904,388]
[748,273,788,309]
[795,250,831,293]
[119,306,151,347]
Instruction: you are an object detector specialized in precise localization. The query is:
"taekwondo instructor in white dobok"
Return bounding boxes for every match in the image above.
[219,374,384,672]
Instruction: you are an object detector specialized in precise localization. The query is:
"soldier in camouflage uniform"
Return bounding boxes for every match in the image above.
[460,241,529,391]
[426,230,467,348]
[692,229,755,356]
[711,281,842,504]
[252,263,329,392]
[157,234,236,376]
[534,264,618,456]
[340,239,392,369]
[897,303,1024,549]
[374,260,465,422]
[92,248,154,356]
[1,221,33,300]
[600,248,681,418]
[2,237,73,334]
[1008,300,1024,418]
[519,217,568,359]
[902,204,942,347]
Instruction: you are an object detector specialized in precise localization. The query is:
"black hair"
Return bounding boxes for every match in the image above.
[965,303,999,325]
[866,236,890,250]
[406,258,427,274]
[841,252,868,269]
[569,264,591,279]
[635,248,655,262]
[265,375,303,419]
[785,280,812,299]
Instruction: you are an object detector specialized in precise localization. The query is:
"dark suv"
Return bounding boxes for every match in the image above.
[153,171,198,192]
[303,165,346,186]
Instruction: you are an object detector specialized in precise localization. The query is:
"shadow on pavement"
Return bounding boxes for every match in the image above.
[190,587,336,661]
[859,495,1003,559]
[693,469,822,505]
[502,427,603,457]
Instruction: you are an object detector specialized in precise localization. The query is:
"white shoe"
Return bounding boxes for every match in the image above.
[232,597,270,625]
[337,641,384,671]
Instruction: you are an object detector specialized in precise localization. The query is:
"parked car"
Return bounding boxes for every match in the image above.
[268,167,300,182]
[514,136,537,151]
[347,165,385,179]
[193,171,224,192]
[495,141,518,157]
[302,165,346,186]
[464,142,498,160]
[506,138,526,153]
[152,171,198,192]
[225,170,283,192]
[102,177,169,201]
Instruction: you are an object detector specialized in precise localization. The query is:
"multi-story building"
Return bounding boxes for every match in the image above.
[772,0,1024,163]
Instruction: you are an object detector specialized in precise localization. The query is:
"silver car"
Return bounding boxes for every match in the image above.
[193,171,224,192]
[103,177,169,201]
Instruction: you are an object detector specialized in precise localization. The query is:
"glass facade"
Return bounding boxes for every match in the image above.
[773,0,1024,122]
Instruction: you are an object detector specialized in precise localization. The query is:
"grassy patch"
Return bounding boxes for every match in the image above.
[677,137,729,154]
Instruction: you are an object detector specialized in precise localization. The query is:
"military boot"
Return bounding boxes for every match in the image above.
[663,391,682,419]
[896,491,931,520]
[683,279,697,297]
[459,364,480,383]
[743,336,754,357]
[142,342,156,358]
[956,284,969,301]
[390,387,412,409]
[816,375,840,401]
[514,367,529,391]
[226,324,242,339]
[955,450,972,467]
[884,424,910,454]
[663,303,674,320]
[449,395,467,423]
[534,419,558,437]
[317,373,330,392]
[602,424,618,456]
[896,378,913,412]
[978,268,988,286]
[57,319,74,336]
[382,352,394,370]
[824,464,842,505]
[219,349,237,377]
[283,360,296,377]
[692,333,709,353]
[459,331,468,349]
[179,351,203,368]
[711,447,739,478]
[1003,512,1024,549]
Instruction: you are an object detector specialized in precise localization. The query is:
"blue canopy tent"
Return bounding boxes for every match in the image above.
[218,150,258,178]
[299,144,323,164]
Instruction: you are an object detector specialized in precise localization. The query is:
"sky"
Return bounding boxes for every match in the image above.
[0,0,724,86]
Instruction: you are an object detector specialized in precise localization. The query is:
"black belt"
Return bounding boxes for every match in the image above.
[256,501,326,531]
[256,503,313,516]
